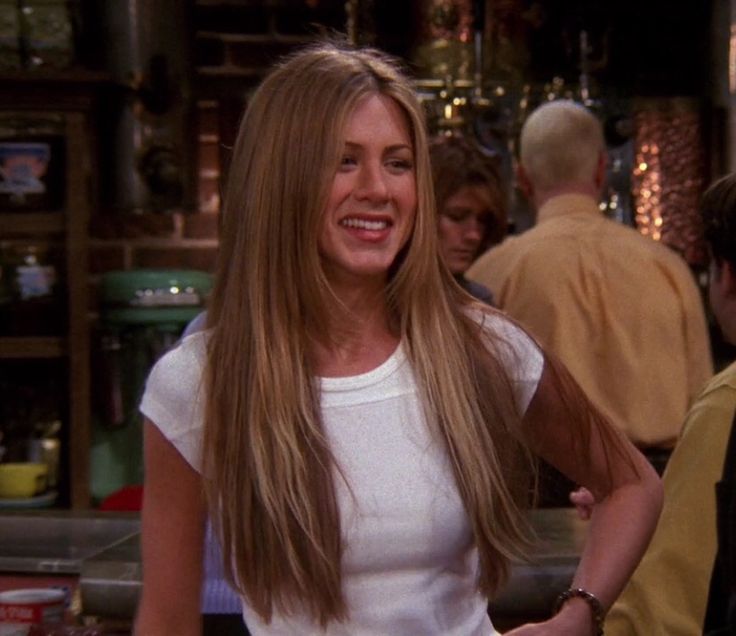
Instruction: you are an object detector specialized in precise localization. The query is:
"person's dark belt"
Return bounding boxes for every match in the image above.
[637,445,673,476]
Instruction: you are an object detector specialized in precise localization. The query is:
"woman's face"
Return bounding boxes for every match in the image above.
[319,94,416,291]
[438,184,496,275]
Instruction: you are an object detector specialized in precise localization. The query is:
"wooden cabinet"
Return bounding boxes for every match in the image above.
[0,71,106,508]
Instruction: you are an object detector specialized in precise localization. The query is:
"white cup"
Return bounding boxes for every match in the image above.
[0,588,65,635]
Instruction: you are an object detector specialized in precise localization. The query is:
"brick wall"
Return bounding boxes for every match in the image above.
[89,0,347,312]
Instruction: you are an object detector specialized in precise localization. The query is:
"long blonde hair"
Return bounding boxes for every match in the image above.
[204,41,555,625]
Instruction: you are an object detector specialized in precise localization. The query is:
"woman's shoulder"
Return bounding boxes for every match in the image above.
[140,331,208,424]
[465,304,537,347]
[139,331,208,471]
[464,304,544,387]
[460,305,545,415]
[456,276,495,306]
[152,331,208,388]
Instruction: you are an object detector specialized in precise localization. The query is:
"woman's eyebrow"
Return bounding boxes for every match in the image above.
[342,141,412,153]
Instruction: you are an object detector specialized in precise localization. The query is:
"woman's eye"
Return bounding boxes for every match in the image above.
[386,158,413,172]
[340,155,357,168]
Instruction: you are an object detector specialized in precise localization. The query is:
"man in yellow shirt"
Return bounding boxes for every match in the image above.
[467,100,712,460]
[604,173,736,634]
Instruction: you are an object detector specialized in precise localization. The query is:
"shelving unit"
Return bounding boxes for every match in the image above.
[0,72,106,509]
[0,337,66,359]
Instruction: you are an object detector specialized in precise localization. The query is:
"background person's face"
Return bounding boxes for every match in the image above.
[709,258,736,344]
[319,94,416,291]
[438,185,495,275]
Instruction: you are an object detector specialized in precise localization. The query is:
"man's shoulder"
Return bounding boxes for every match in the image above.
[677,363,736,448]
[469,227,547,273]
[700,361,736,397]
[680,362,736,432]
[470,215,694,286]
[603,219,690,264]
[460,278,495,305]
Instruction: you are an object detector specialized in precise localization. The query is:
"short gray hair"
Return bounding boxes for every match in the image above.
[519,100,605,191]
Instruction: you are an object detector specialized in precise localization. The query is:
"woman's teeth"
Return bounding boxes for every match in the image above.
[340,218,388,230]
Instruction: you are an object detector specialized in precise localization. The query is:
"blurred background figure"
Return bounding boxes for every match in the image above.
[605,172,736,635]
[468,100,713,484]
[429,135,507,304]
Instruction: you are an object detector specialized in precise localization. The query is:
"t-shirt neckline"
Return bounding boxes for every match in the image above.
[318,342,406,393]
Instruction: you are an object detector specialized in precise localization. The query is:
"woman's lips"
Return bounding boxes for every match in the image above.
[451,249,478,261]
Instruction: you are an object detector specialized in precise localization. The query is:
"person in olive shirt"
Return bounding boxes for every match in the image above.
[604,172,736,634]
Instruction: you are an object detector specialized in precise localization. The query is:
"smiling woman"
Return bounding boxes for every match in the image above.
[134,39,663,636]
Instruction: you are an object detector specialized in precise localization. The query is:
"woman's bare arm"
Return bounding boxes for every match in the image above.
[133,419,207,636]
[509,360,663,635]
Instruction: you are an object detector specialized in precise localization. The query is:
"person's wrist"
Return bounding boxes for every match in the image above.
[552,598,598,636]
[553,587,604,636]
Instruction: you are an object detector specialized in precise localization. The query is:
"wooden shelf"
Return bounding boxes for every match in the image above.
[196,31,312,45]
[196,65,264,78]
[194,0,278,5]
[0,336,66,359]
[0,108,93,508]
[0,212,65,236]
[0,69,111,86]
[0,71,113,112]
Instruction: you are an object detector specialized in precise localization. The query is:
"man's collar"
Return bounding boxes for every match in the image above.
[537,193,602,224]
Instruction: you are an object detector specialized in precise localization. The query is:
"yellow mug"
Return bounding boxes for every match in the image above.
[0,462,48,498]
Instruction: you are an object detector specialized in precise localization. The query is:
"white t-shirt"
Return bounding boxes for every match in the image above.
[140,311,544,635]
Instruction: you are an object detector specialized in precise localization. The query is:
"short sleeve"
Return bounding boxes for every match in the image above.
[473,309,544,415]
[139,332,208,472]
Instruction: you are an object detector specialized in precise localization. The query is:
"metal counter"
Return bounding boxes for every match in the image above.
[79,533,141,620]
[490,507,588,621]
[0,507,587,622]
[0,510,139,575]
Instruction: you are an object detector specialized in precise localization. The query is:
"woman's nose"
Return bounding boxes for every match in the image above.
[354,163,389,203]
[462,218,484,244]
